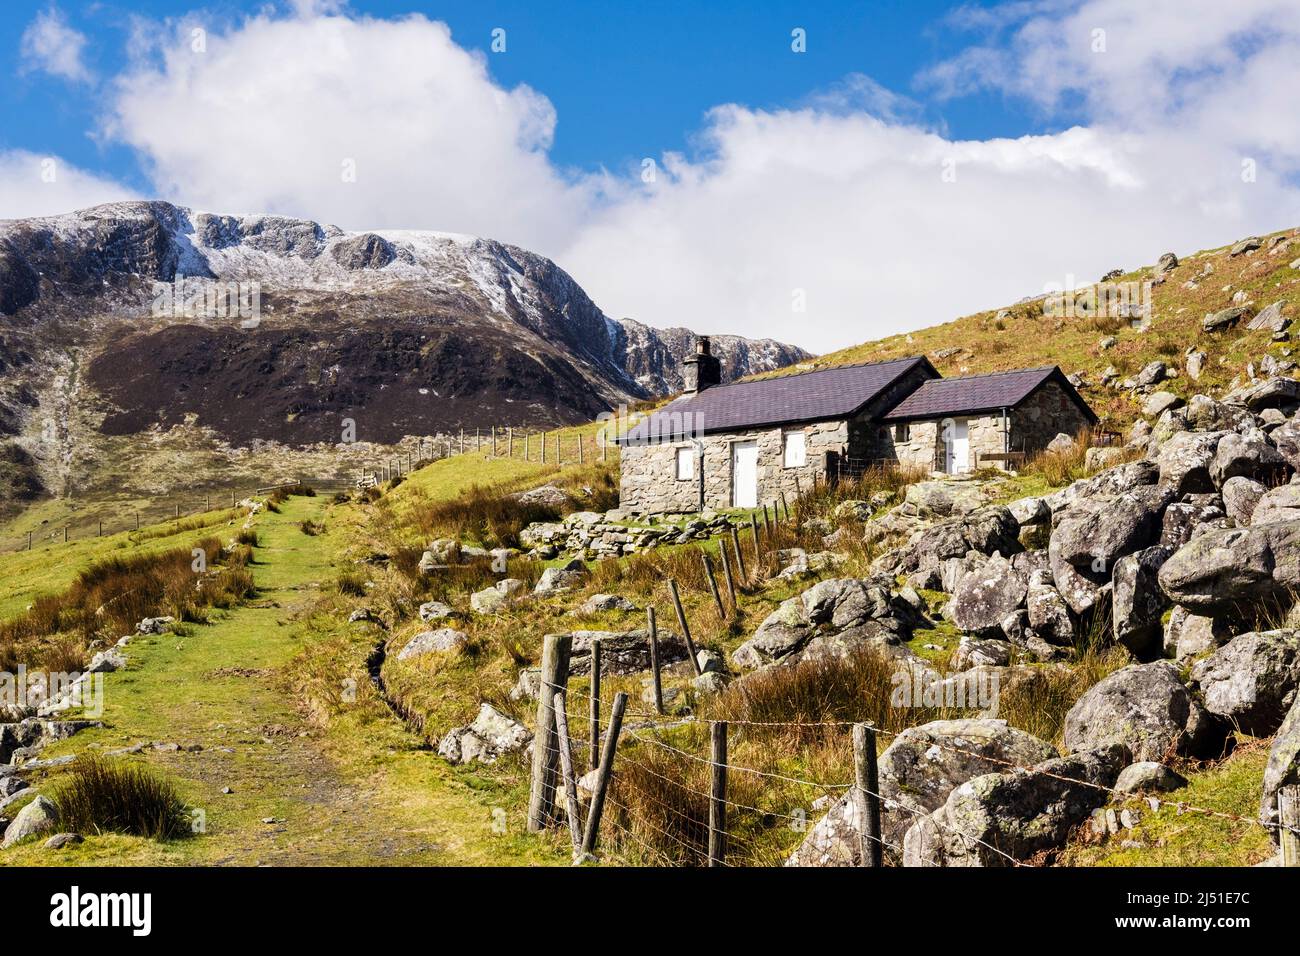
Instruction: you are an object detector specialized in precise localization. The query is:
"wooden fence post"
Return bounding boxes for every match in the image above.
[853,723,883,867]
[63,526,68,543]
[708,721,728,867]
[528,633,573,832]
[647,606,664,715]
[702,552,725,620]
[553,691,583,852]
[589,639,603,771]
[780,492,791,523]
[730,525,746,580]
[749,515,761,568]
[667,579,702,675]
[541,431,547,464]
[762,503,772,537]
[508,427,513,459]
[1282,785,1300,867]
[556,434,562,465]
[718,538,738,608]
[581,690,627,859]
[135,512,140,531]
[578,435,584,464]
[27,531,32,550]
[524,431,530,461]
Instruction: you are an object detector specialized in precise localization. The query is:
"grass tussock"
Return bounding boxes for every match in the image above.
[413,482,562,548]
[1021,428,1141,487]
[50,754,192,841]
[300,518,324,536]
[0,537,256,672]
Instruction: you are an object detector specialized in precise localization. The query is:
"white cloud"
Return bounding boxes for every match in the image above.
[105,9,592,252]
[0,150,137,219]
[19,6,93,83]
[57,1,1300,352]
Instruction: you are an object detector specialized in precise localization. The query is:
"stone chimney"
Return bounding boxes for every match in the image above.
[682,335,722,396]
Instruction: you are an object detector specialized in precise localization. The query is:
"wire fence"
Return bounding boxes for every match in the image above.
[516,480,1300,868]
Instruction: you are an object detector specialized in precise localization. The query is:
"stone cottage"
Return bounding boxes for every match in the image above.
[613,338,1096,513]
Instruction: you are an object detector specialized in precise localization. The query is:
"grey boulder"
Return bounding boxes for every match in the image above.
[1063,661,1221,761]
[1190,630,1300,736]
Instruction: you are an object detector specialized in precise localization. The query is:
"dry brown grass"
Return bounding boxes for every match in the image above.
[0,537,255,672]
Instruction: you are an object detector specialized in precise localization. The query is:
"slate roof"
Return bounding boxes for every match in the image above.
[615,356,933,444]
[879,366,1096,423]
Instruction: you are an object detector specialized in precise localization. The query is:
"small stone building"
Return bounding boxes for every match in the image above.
[614,339,1096,514]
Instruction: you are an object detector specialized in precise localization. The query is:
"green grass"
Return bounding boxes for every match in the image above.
[0,508,244,621]
[1062,742,1276,867]
[3,493,566,867]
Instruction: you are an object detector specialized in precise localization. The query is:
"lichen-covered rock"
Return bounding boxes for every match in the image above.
[1115,761,1188,794]
[1025,571,1075,645]
[1210,432,1288,488]
[417,601,454,622]
[1261,693,1300,842]
[469,578,525,614]
[785,719,1055,866]
[1158,520,1300,615]
[901,746,1125,867]
[397,628,469,660]
[1250,483,1300,526]
[578,593,638,614]
[1063,662,1221,761]
[534,563,586,595]
[1111,546,1172,659]
[1048,492,1162,614]
[1190,630,1300,736]
[732,577,921,670]
[1221,476,1267,526]
[1163,605,1231,662]
[949,555,1026,634]
[437,704,531,765]
[2,794,59,848]
[1153,431,1226,494]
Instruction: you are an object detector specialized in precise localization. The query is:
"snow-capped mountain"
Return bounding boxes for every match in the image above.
[0,201,809,450]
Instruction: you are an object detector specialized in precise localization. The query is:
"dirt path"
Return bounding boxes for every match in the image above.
[8,495,557,866]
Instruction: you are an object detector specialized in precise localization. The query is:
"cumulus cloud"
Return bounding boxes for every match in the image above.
[0,151,137,220]
[19,6,93,83]
[105,9,592,252]
[50,1,1300,351]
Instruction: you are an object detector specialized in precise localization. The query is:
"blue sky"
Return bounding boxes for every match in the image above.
[4,1,1299,351]
[2,0,1061,192]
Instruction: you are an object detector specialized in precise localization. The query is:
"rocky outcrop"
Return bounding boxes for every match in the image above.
[901,746,1125,867]
[786,719,1055,866]
[397,628,469,660]
[732,577,924,670]
[1159,521,1300,615]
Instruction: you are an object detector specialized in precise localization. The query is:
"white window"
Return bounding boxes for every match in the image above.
[783,431,806,468]
[675,446,694,480]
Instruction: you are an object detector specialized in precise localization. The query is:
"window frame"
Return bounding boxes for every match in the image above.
[782,430,807,469]
[894,422,910,443]
[675,445,695,481]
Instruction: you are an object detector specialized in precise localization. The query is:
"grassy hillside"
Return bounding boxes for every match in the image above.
[760,228,1300,430]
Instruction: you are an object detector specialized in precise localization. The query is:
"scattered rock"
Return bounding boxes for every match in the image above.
[397,628,469,660]
[578,593,638,614]
[43,832,83,850]
[437,704,531,765]
[2,795,59,848]
[1114,761,1188,794]
[417,601,454,622]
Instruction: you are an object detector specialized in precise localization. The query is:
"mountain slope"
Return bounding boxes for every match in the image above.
[747,228,1300,432]
[0,201,808,506]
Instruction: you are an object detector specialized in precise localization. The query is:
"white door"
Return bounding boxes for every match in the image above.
[945,419,969,474]
[732,441,758,508]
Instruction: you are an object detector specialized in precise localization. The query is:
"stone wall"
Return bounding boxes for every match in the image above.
[619,419,846,513]
[1011,380,1093,453]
